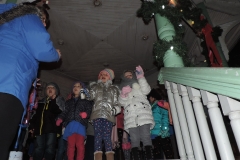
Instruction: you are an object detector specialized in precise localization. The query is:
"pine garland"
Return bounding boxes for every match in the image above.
[137,0,222,66]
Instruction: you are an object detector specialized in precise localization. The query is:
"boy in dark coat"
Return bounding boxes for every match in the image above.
[29,82,64,160]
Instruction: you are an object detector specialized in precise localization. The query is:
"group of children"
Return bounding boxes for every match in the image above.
[24,65,178,160]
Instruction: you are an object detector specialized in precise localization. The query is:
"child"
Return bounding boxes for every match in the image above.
[56,81,93,160]
[87,68,121,160]
[119,66,155,160]
[29,82,64,160]
[148,89,172,159]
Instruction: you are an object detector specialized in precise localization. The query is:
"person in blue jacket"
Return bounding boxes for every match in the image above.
[0,3,61,159]
[148,89,174,159]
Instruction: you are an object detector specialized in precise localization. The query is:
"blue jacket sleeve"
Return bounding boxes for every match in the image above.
[21,15,59,62]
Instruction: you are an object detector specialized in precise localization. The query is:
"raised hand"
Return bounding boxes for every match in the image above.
[135,65,144,79]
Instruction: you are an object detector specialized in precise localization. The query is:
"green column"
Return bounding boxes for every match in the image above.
[154,13,184,67]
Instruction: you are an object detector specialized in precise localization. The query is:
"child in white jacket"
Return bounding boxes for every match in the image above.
[119,65,155,160]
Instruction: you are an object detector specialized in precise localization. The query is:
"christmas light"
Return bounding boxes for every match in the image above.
[170,46,174,50]
[169,0,176,7]
[162,5,165,9]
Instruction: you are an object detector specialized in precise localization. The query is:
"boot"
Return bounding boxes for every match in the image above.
[144,146,154,160]
[94,151,103,160]
[105,151,114,160]
[131,147,142,160]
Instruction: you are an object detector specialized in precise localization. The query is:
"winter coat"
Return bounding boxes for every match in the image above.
[29,96,62,136]
[151,101,170,138]
[0,4,59,108]
[88,81,121,124]
[119,77,155,133]
[58,98,93,127]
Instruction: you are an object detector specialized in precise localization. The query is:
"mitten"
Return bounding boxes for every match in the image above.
[83,88,90,98]
[80,89,86,99]
[120,86,132,98]
[135,65,144,79]
[80,112,87,118]
[56,119,63,126]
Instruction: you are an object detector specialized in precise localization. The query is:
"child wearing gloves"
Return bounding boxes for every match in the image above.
[56,81,93,160]
[87,68,121,160]
[119,66,155,160]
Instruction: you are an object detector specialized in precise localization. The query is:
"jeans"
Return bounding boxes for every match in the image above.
[56,136,67,160]
[33,133,57,160]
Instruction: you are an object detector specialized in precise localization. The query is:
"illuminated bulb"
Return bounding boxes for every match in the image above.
[170,46,174,50]
[162,5,165,9]
[180,9,183,12]
[169,0,176,7]
[179,24,182,26]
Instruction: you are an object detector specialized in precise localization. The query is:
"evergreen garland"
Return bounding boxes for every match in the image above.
[137,0,222,66]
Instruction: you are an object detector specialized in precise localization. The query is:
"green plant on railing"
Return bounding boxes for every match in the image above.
[137,0,222,67]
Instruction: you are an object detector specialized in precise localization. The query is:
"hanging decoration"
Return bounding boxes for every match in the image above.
[137,0,223,67]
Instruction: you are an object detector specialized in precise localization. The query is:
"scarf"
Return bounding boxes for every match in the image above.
[119,70,138,90]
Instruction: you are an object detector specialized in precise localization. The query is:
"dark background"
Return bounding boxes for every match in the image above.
[228,39,240,67]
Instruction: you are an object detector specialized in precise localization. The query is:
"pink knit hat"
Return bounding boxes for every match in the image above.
[98,68,115,80]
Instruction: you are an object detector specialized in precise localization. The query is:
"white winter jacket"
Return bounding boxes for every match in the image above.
[119,77,155,133]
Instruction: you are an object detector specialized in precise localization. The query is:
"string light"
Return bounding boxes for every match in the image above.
[162,5,165,9]
[170,46,174,50]
[169,0,176,7]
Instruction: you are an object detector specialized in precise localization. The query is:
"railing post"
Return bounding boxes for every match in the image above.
[218,95,240,151]
[165,81,187,160]
[170,82,195,160]
[201,91,234,160]
[178,85,205,160]
[188,87,217,160]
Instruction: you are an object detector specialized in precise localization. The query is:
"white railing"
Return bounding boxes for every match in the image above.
[160,68,240,160]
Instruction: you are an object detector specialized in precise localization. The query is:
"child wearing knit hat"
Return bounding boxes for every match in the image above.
[87,68,121,160]
[56,81,93,160]
[28,82,65,160]
[119,65,155,160]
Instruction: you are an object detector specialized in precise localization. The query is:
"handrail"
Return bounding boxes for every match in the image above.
[159,67,240,100]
